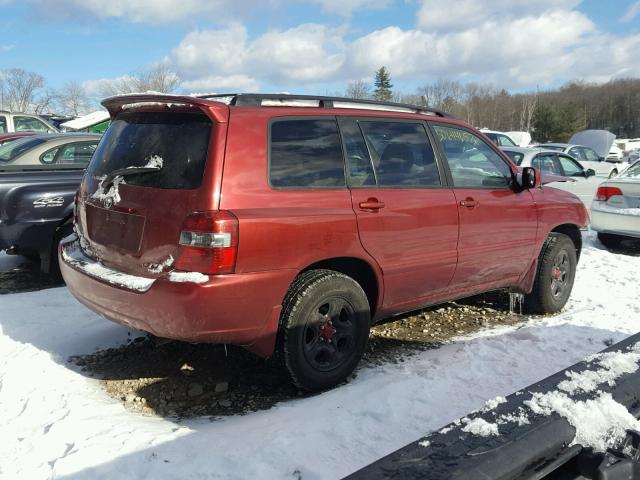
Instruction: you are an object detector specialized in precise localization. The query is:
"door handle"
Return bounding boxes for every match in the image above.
[459,198,479,208]
[359,198,385,211]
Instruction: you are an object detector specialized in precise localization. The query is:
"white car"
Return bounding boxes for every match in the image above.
[591,160,640,248]
[502,147,604,207]
[538,143,617,177]
[479,129,518,147]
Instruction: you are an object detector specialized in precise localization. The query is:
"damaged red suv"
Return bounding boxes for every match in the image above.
[60,93,589,391]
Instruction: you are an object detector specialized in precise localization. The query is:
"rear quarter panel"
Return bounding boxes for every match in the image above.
[219,107,382,288]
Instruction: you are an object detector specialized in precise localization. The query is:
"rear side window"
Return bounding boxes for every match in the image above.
[358,121,440,187]
[14,116,51,132]
[269,119,345,188]
[87,112,212,189]
[0,116,6,133]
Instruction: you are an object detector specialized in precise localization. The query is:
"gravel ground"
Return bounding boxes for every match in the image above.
[68,291,525,420]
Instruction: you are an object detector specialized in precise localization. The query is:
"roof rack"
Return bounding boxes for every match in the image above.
[197,93,454,118]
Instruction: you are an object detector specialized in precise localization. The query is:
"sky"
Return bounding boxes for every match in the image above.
[0,0,639,99]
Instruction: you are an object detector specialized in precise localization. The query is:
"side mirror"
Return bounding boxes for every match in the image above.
[599,156,605,162]
[585,168,596,177]
[518,166,537,189]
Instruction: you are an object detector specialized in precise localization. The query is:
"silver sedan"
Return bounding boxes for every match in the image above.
[502,147,605,207]
[0,133,101,167]
[591,160,640,248]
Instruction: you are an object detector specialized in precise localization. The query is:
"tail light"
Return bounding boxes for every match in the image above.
[175,211,239,275]
[595,186,623,202]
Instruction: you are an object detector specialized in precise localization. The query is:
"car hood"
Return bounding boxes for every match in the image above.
[569,129,615,158]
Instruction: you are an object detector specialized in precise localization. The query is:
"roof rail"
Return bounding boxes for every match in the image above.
[197,93,454,118]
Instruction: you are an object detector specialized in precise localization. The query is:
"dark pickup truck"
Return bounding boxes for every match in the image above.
[0,165,83,273]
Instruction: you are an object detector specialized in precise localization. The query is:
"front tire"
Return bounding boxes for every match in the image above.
[525,233,577,314]
[598,232,623,249]
[279,269,370,392]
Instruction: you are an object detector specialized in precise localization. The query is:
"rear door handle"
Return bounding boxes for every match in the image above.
[459,198,479,208]
[359,198,385,211]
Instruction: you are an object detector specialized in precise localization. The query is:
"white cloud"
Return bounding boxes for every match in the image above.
[416,0,582,30]
[165,7,640,92]
[168,23,346,91]
[621,1,640,22]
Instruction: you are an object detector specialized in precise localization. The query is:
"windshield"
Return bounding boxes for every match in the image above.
[0,137,47,162]
[86,111,212,189]
[623,161,640,178]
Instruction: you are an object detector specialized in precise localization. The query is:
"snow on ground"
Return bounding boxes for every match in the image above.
[1,231,639,479]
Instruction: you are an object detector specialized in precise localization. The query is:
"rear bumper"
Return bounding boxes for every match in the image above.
[59,235,297,357]
[590,208,640,239]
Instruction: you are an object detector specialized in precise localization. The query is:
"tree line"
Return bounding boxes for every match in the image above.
[349,69,640,141]
[2,64,639,141]
[0,65,179,117]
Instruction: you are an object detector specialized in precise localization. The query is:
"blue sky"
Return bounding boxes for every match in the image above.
[1,0,639,98]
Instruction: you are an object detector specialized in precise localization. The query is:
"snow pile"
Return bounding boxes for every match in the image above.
[147,255,174,274]
[558,348,640,395]
[2,230,640,478]
[168,271,209,284]
[525,391,640,452]
[482,396,507,411]
[461,418,499,437]
[91,176,125,206]
[62,240,155,292]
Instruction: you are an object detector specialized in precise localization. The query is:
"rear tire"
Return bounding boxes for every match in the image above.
[49,221,73,279]
[279,269,370,392]
[525,233,577,314]
[598,232,623,249]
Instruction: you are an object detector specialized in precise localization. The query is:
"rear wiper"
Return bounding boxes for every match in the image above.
[100,166,161,190]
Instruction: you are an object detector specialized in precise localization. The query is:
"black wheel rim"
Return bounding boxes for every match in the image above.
[302,297,357,372]
[550,250,570,299]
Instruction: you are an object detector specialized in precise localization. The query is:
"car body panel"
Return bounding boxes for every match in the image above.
[590,169,640,238]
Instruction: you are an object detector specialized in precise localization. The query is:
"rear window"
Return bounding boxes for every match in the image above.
[87,111,212,189]
[0,137,47,163]
[269,119,345,188]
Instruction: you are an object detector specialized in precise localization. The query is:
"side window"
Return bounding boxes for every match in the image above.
[270,119,345,188]
[557,155,584,177]
[340,120,376,187]
[14,116,50,133]
[40,142,98,166]
[568,147,586,161]
[358,121,440,187]
[504,151,524,165]
[40,147,59,164]
[583,148,600,162]
[532,154,561,175]
[434,125,512,188]
[0,116,7,134]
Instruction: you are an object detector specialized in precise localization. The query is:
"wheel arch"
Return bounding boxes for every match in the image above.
[300,256,382,318]
[551,223,582,260]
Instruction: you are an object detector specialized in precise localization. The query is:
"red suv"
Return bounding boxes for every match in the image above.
[60,93,588,391]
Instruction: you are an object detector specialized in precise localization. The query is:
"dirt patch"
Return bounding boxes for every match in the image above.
[0,255,62,294]
[69,291,527,420]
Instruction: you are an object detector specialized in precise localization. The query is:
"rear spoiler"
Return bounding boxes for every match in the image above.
[101,94,229,122]
[346,333,640,480]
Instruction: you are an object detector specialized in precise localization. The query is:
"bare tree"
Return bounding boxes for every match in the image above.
[97,65,180,97]
[57,81,90,116]
[1,68,45,112]
[345,79,371,99]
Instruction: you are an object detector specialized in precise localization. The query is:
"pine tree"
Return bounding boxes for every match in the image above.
[373,67,393,101]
